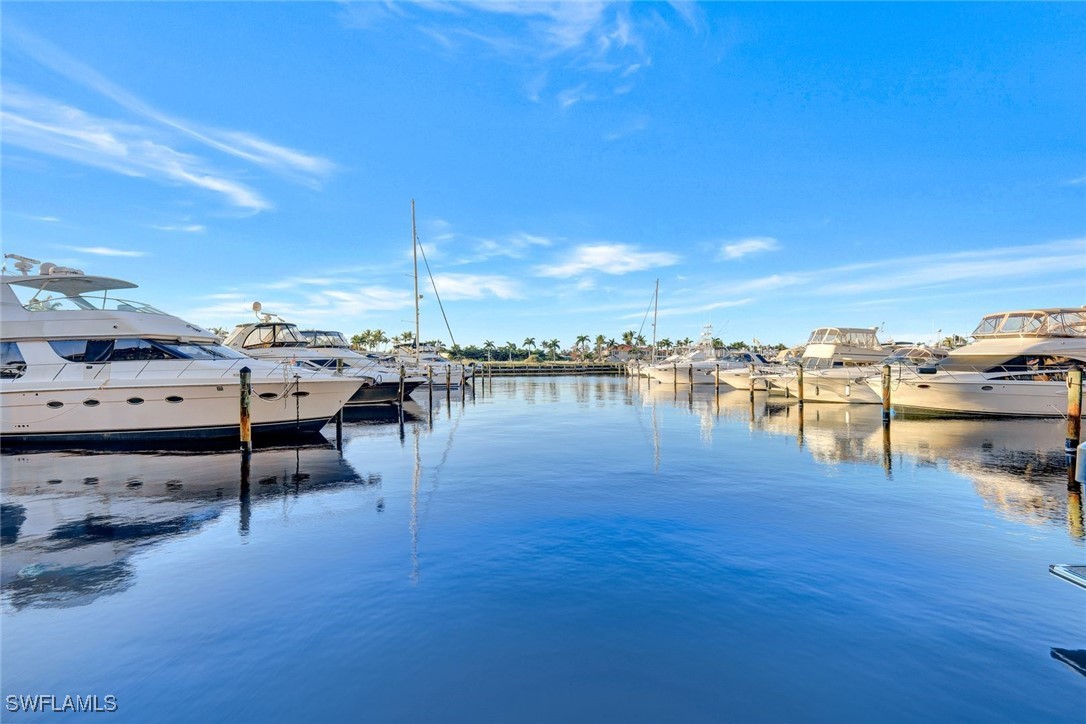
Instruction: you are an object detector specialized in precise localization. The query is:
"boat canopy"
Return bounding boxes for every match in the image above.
[227,322,309,349]
[5,272,137,297]
[300,330,351,348]
[971,309,1086,338]
[805,327,880,348]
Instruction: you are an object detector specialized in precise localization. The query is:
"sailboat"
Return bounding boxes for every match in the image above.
[389,200,473,387]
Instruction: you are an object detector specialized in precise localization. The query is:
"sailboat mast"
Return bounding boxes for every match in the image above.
[651,278,659,363]
[411,199,420,365]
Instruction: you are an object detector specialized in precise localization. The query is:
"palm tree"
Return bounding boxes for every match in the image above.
[544,338,560,360]
[621,330,635,346]
[606,338,617,357]
[575,334,590,358]
[594,334,607,358]
[351,333,365,350]
[372,329,388,350]
[523,337,536,359]
[483,340,496,362]
[505,341,518,362]
[658,338,673,352]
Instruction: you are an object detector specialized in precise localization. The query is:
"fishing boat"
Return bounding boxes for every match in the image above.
[1,255,362,445]
[864,308,1086,417]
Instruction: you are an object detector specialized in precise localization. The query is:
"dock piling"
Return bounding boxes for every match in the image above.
[335,408,343,451]
[882,364,892,426]
[715,364,720,394]
[797,365,804,409]
[398,365,406,405]
[1068,366,1083,487]
[239,366,252,454]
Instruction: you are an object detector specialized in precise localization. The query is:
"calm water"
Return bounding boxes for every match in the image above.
[2,377,1084,722]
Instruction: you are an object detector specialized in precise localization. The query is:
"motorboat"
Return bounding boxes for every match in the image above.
[709,351,776,390]
[803,344,950,404]
[1,255,363,445]
[222,309,424,406]
[390,344,474,388]
[645,326,729,385]
[760,326,890,401]
[864,308,1086,417]
[298,329,426,404]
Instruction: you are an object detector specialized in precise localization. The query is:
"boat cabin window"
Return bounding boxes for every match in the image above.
[1,341,26,379]
[156,341,247,359]
[46,338,239,362]
[242,324,308,349]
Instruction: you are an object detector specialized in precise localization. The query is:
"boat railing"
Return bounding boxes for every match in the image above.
[22,296,167,314]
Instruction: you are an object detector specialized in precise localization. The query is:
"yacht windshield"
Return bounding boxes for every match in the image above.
[241,324,308,349]
[301,330,351,348]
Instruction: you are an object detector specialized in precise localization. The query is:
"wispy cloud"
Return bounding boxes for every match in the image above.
[2,86,272,212]
[152,224,206,233]
[717,237,780,261]
[62,245,146,257]
[338,1,692,105]
[431,272,523,300]
[2,23,334,209]
[535,243,679,277]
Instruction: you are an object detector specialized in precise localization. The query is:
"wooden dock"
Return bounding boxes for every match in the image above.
[478,362,626,377]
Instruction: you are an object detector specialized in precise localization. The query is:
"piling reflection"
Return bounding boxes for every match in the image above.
[0,445,372,610]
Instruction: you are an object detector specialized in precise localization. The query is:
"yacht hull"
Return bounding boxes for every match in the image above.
[0,377,360,444]
[865,376,1078,417]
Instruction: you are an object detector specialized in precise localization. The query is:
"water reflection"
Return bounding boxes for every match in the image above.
[1,445,371,610]
[634,382,1080,540]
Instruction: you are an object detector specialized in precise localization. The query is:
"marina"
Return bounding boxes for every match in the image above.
[2,377,1084,722]
[3,3,1086,721]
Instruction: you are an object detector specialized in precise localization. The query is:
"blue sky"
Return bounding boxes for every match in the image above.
[2,2,1083,349]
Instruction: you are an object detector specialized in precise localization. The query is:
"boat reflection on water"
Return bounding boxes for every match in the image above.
[0,444,374,611]
[639,383,1082,540]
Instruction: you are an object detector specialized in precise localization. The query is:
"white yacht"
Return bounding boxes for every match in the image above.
[299,329,428,404]
[1,255,363,445]
[760,326,889,401]
[709,351,776,390]
[864,308,1086,417]
[804,344,950,404]
[645,327,728,385]
[222,311,424,406]
[390,344,473,388]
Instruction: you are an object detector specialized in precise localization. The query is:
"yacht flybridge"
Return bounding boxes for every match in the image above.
[1,255,364,445]
[864,308,1086,417]
[758,326,890,401]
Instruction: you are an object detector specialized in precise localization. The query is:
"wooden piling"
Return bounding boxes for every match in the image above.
[688,363,694,386]
[673,362,677,390]
[748,363,755,402]
[796,365,804,408]
[239,366,252,454]
[715,364,720,394]
[398,365,406,405]
[445,365,451,405]
[427,366,434,413]
[882,364,892,426]
[1067,366,1082,454]
[460,367,466,402]
[335,408,343,450]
